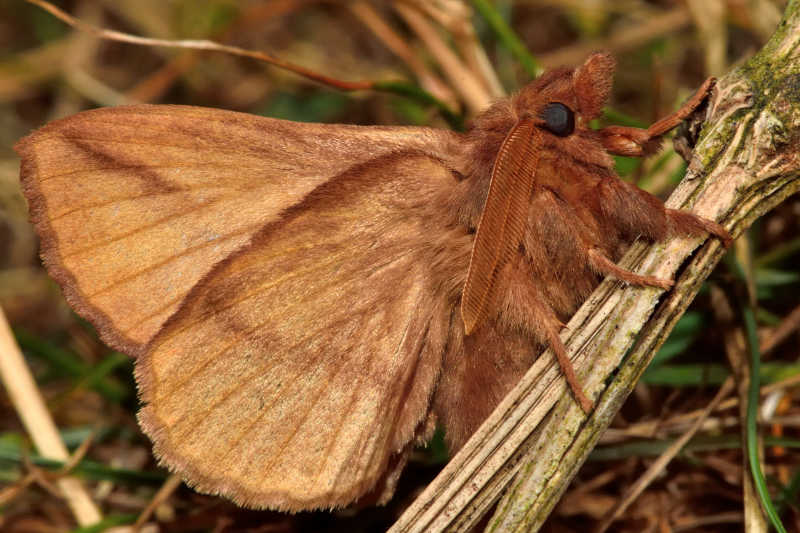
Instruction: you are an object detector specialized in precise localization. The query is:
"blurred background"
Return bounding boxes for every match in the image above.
[0,0,798,531]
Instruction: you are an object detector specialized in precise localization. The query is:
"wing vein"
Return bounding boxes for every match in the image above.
[159,246,348,342]
[63,192,241,259]
[36,136,257,157]
[84,222,262,299]
[38,163,270,183]
[327,294,422,489]
[160,252,351,396]
[119,294,185,335]
[50,186,237,222]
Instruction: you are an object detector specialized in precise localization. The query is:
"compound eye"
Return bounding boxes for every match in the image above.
[540,102,575,137]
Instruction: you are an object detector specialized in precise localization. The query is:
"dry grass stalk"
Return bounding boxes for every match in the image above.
[0,307,102,525]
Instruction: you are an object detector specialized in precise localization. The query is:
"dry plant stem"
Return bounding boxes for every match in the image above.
[676,512,746,530]
[125,52,198,103]
[406,0,505,97]
[392,1,492,112]
[0,39,71,102]
[746,0,784,42]
[0,473,35,505]
[97,0,174,40]
[761,303,800,355]
[539,7,691,69]
[135,474,182,529]
[713,287,769,532]
[0,307,102,526]
[348,2,458,108]
[22,455,62,498]
[595,378,735,533]
[126,1,312,103]
[601,372,800,442]
[452,29,505,98]
[390,2,800,531]
[25,0,374,92]
[56,3,130,111]
[2,432,96,507]
[685,0,728,76]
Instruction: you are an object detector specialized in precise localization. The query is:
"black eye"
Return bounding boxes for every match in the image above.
[540,102,574,136]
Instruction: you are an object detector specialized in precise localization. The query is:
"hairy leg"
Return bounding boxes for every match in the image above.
[587,247,674,289]
[599,77,715,157]
[667,208,732,247]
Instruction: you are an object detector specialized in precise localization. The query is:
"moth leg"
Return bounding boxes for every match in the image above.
[645,77,715,137]
[599,77,715,157]
[587,248,674,290]
[667,208,733,248]
[545,324,594,415]
[539,314,593,414]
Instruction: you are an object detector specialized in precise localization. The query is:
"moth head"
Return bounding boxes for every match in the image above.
[505,52,617,171]
[515,52,615,134]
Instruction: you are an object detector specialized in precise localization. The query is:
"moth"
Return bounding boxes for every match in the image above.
[16,53,730,511]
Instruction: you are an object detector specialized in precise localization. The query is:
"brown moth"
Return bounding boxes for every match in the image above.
[16,53,730,511]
